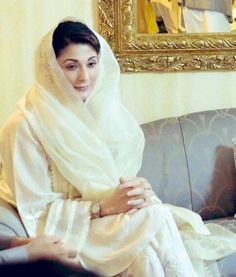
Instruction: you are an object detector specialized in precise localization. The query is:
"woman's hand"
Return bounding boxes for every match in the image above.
[120,177,156,213]
[99,177,154,217]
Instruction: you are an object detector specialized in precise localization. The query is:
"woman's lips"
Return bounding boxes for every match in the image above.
[74,86,89,92]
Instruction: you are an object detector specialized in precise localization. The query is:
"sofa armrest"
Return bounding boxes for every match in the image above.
[0,198,27,237]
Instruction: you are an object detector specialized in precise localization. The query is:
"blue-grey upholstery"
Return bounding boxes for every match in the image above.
[0,198,27,237]
[139,108,236,276]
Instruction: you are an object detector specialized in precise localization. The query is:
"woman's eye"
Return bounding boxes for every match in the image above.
[66,64,77,70]
[88,61,97,68]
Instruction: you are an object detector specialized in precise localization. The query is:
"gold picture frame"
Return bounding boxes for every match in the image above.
[98,0,236,72]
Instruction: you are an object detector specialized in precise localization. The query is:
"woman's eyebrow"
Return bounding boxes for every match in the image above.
[63,56,97,64]
[88,56,98,60]
[63,59,78,64]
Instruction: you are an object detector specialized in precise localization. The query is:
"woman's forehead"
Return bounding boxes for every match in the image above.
[57,43,98,61]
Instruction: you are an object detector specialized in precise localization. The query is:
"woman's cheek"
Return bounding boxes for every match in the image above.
[64,71,77,86]
[91,69,99,85]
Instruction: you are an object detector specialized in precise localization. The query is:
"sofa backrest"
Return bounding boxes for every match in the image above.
[139,117,193,210]
[139,108,236,220]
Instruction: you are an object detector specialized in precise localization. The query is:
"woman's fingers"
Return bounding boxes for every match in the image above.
[127,187,144,196]
[100,177,154,216]
[127,198,145,206]
[119,177,151,190]
[126,182,154,200]
[127,208,138,214]
[117,177,157,215]
[119,176,126,184]
[119,182,133,189]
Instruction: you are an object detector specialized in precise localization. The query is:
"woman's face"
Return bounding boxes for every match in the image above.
[56,43,99,101]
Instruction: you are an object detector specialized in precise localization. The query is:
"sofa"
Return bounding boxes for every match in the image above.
[139,108,236,276]
[0,108,236,275]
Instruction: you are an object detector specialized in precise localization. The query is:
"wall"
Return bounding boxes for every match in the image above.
[120,70,236,124]
[0,0,236,127]
[0,0,98,126]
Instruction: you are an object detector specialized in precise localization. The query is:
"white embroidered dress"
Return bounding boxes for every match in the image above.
[0,18,236,277]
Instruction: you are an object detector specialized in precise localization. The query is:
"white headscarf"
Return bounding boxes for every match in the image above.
[19,17,145,200]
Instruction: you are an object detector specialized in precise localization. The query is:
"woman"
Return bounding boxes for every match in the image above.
[0,18,235,276]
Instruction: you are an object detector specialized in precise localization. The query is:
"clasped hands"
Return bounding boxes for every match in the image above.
[99,177,155,217]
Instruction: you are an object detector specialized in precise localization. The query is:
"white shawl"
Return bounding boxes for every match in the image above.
[19,17,145,201]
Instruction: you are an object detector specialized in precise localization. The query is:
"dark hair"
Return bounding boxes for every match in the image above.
[52,21,100,57]
[0,259,102,277]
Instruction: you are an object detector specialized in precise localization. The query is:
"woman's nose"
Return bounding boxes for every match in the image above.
[78,67,89,82]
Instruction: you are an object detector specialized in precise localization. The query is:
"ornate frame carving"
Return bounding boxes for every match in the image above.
[98,0,236,72]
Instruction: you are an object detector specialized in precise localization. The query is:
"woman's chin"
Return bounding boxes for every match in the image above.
[76,90,90,102]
